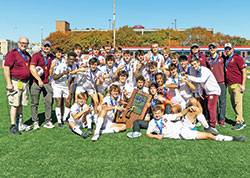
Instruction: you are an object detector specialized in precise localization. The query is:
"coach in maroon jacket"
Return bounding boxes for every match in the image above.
[188,43,207,67]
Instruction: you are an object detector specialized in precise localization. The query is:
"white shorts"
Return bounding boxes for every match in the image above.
[75,86,86,94]
[68,117,87,129]
[179,127,198,140]
[182,115,196,130]
[53,88,69,98]
[84,86,96,95]
[101,121,115,131]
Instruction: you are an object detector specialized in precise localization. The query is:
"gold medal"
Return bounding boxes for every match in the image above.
[45,66,47,70]
[211,66,214,70]
[26,63,28,66]
[65,80,68,84]
[225,68,227,72]
[178,89,181,93]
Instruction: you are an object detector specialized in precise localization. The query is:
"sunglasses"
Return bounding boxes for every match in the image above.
[209,46,216,49]
[224,47,232,51]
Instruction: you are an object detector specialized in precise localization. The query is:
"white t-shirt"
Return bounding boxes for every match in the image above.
[98,65,118,90]
[109,81,133,99]
[118,59,136,87]
[88,54,105,66]
[144,53,164,69]
[69,103,88,122]
[165,79,186,106]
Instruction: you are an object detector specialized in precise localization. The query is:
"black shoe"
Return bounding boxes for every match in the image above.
[58,123,64,130]
[87,129,93,135]
[204,126,219,136]
[81,132,89,139]
[233,136,246,142]
[8,126,21,135]
[63,120,69,125]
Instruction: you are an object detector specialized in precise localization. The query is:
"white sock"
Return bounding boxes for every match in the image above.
[63,107,71,121]
[86,115,92,129]
[73,126,83,135]
[196,113,209,129]
[101,127,119,134]
[95,117,104,135]
[216,134,233,141]
[55,107,62,124]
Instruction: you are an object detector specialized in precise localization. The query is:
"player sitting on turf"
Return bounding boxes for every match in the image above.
[53,52,81,128]
[68,92,93,138]
[146,105,245,142]
[92,84,127,141]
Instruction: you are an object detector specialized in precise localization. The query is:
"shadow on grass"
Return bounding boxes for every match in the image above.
[24,110,57,126]
[225,117,236,126]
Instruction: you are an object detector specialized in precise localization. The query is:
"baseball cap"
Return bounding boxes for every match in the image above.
[191,43,199,48]
[208,42,217,48]
[42,40,52,47]
[224,43,232,49]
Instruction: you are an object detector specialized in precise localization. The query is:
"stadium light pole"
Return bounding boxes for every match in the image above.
[113,0,116,47]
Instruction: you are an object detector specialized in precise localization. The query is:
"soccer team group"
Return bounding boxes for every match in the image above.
[3,37,247,142]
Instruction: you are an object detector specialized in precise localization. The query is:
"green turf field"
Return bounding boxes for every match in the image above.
[0,68,250,178]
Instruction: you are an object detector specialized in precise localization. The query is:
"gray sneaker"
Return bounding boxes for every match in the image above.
[81,132,89,139]
[8,126,21,135]
[204,126,219,135]
[43,121,55,129]
[232,123,244,130]
[19,123,32,131]
[58,123,64,130]
[233,136,246,142]
[87,129,93,135]
[33,122,40,130]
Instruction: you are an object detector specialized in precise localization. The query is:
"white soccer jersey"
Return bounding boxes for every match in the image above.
[170,75,193,102]
[88,55,106,66]
[109,81,133,99]
[69,103,88,123]
[102,95,122,124]
[53,62,77,89]
[83,68,103,89]
[98,65,118,91]
[144,69,163,84]
[188,66,221,95]
[118,59,136,88]
[144,53,164,69]
[146,114,197,140]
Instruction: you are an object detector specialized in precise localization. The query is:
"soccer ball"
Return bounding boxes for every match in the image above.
[36,66,44,77]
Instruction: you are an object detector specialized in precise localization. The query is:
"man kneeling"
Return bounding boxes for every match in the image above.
[146,105,245,142]
[92,84,126,141]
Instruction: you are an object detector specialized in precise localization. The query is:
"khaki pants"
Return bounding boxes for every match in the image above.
[228,84,244,124]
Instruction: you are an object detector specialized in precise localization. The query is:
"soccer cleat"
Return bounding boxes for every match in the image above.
[43,121,55,129]
[127,132,142,138]
[204,126,219,136]
[8,126,21,135]
[81,132,89,139]
[91,133,100,142]
[233,136,246,142]
[33,122,40,130]
[87,129,93,135]
[219,121,226,127]
[232,123,244,130]
[63,120,69,125]
[243,121,246,127]
[58,123,64,130]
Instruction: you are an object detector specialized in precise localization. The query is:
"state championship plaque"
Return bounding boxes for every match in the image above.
[116,89,152,128]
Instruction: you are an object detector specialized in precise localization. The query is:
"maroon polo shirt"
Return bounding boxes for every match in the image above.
[30,50,53,83]
[188,52,207,67]
[4,48,31,80]
[206,54,225,84]
[225,53,246,85]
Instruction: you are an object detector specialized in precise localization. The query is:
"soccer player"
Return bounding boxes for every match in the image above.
[98,55,118,103]
[186,58,221,133]
[73,44,89,68]
[4,37,32,134]
[145,41,164,69]
[146,105,245,142]
[102,41,113,58]
[135,75,149,94]
[224,43,247,130]
[144,61,162,87]
[134,49,146,77]
[68,92,93,138]
[206,42,226,127]
[114,46,123,67]
[188,44,206,67]
[53,52,80,129]
[92,85,127,141]
[161,47,171,69]
[89,43,105,66]
[168,52,181,73]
